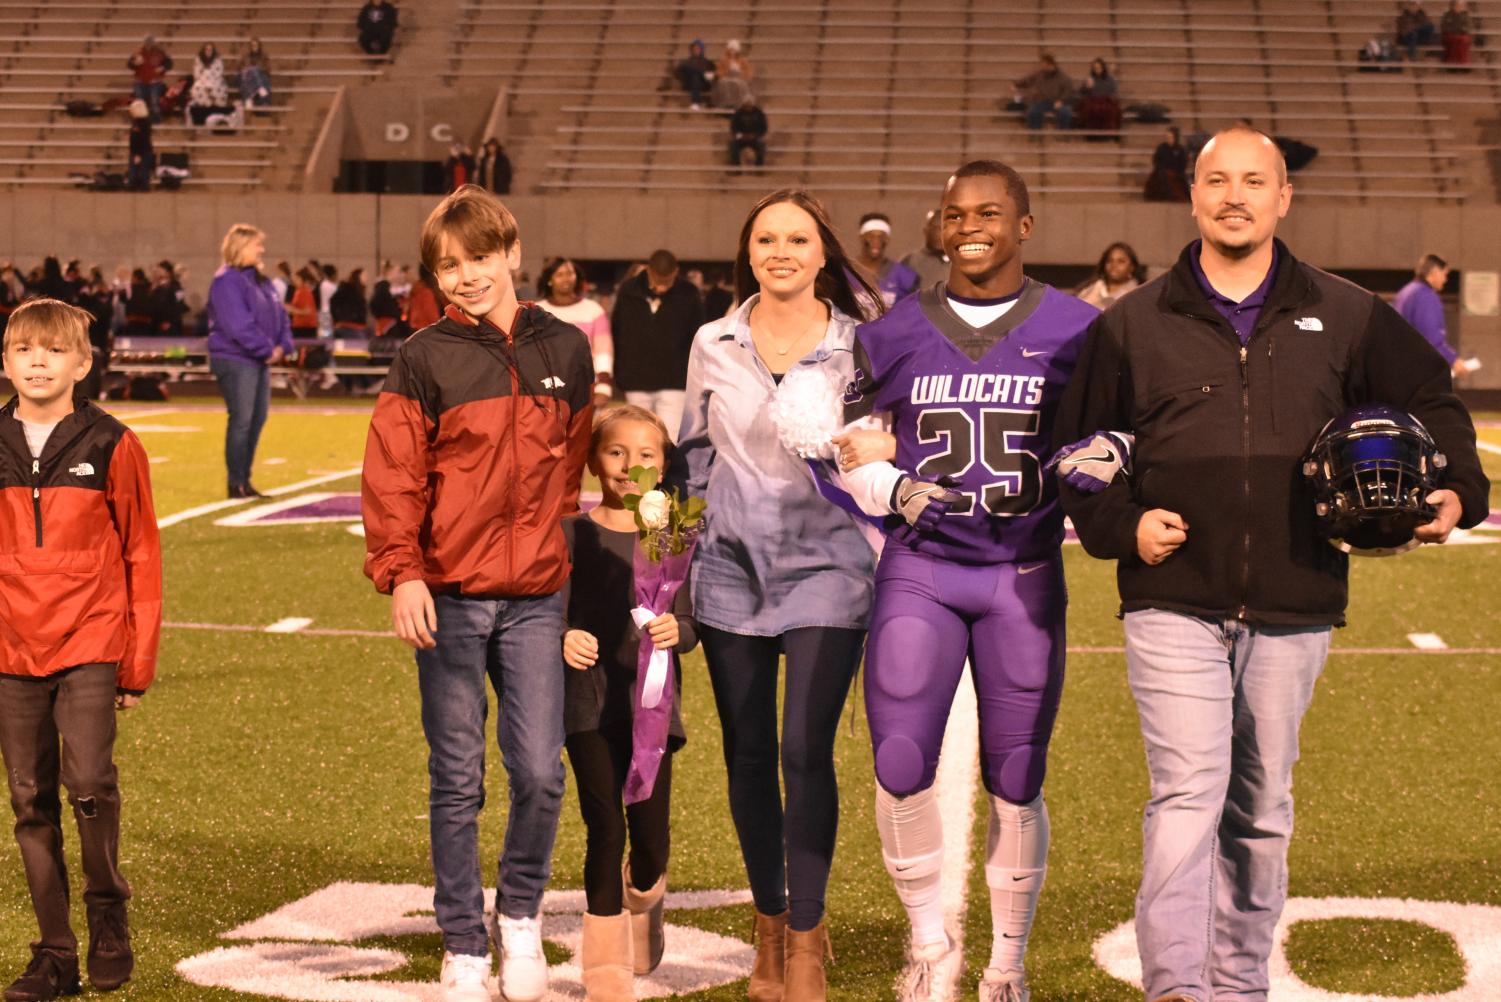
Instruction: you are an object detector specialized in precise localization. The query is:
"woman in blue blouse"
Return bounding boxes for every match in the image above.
[674,189,883,1001]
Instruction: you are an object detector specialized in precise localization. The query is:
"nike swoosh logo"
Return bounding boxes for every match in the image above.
[1071,446,1118,466]
[1021,348,1047,358]
[1017,563,1047,575]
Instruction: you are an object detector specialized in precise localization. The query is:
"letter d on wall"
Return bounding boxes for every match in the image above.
[384,122,410,143]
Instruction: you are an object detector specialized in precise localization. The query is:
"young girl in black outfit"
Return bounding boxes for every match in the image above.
[561,404,696,1002]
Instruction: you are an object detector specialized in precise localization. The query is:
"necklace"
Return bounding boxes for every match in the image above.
[752,305,825,357]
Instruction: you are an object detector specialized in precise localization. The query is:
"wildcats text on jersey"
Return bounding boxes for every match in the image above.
[910,372,1045,407]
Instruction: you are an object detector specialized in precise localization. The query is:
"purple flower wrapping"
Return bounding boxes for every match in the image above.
[622,537,698,805]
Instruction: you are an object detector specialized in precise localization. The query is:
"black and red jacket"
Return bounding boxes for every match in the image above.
[362,303,595,597]
[0,398,162,691]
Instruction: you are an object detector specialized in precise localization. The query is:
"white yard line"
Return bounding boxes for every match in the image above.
[1474,440,1501,457]
[156,467,363,528]
[264,618,314,634]
[114,407,181,421]
[935,663,980,953]
[166,621,388,639]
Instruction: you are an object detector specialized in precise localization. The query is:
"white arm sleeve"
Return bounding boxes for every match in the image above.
[836,460,904,517]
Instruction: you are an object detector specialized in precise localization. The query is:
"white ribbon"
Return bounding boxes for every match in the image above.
[632,605,670,709]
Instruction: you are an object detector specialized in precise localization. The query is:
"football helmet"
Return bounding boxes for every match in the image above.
[1303,404,1446,556]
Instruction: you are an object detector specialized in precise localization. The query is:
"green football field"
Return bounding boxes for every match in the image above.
[2,400,1498,1001]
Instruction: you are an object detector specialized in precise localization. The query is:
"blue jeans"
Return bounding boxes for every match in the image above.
[1123,609,1329,1002]
[132,80,164,122]
[209,356,269,492]
[1026,99,1073,130]
[416,591,567,955]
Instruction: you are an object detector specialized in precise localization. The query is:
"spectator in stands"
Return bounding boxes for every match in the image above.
[610,249,704,440]
[206,223,292,499]
[77,270,114,399]
[149,261,185,336]
[188,44,230,124]
[1144,125,1190,202]
[1440,0,1473,64]
[1076,57,1122,134]
[1359,34,1402,71]
[239,44,273,110]
[317,264,338,337]
[126,100,154,192]
[476,137,512,193]
[289,268,319,337]
[538,257,614,405]
[405,264,442,329]
[1396,0,1437,60]
[675,39,715,109]
[0,264,20,338]
[35,258,77,304]
[1015,53,1075,130]
[1076,241,1144,309]
[1393,253,1467,377]
[357,0,399,56]
[729,94,768,168]
[703,266,735,321]
[369,267,402,334]
[123,268,153,335]
[271,260,292,303]
[444,142,476,192]
[851,212,920,308]
[331,268,370,335]
[899,208,948,290]
[714,38,755,108]
[126,35,172,123]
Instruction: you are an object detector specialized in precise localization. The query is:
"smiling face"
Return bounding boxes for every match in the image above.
[1191,130,1291,260]
[940,172,1033,297]
[548,261,578,300]
[748,200,826,302]
[860,227,889,261]
[433,231,521,326]
[1104,247,1134,285]
[589,418,667,507]
[4,337,90,414]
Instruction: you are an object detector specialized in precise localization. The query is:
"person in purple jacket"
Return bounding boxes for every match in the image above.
[1392,253,1465,377]
[206,223,293,498]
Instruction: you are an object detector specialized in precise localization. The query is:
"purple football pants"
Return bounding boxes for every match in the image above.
[864,545,1066,803]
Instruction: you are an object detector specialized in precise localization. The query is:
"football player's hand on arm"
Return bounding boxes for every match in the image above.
[1136,509,1188,565]
[1414,489,1462,544]
[645,614,679,651]
[1047,430,1134,495]
[392,579,438,650]
[563,629,599,670]
[831,429,896,471]
[894,476,960,533]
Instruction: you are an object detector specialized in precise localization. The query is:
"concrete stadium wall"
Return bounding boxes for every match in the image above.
[2,191,1497,386]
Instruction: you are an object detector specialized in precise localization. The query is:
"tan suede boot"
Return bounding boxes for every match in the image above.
[748,908,788,1001]
[783,922,833,1002]
[581,911,635,1002]
[622,864,667,975]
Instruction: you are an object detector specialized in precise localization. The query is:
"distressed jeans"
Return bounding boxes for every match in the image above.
[416,591,567,956]
[0,664,130,956]
[1124,609,1330,1002]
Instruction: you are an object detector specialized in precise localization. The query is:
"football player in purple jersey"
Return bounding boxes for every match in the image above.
[838,161,1104,1002]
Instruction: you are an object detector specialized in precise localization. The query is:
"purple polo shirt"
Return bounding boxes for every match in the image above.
[1189,239,1278,345]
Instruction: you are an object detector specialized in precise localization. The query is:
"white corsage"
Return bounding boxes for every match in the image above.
[768,364,846,461]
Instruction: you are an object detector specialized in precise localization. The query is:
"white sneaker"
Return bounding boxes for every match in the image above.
[978,966,1030,1002]
[491,912,548,1002]
[899,935,963,1001]
[439,951,492,1002]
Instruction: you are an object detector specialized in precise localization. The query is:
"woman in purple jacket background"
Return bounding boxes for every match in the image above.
[207,223,293,498]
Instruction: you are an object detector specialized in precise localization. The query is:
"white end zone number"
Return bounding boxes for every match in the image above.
[1093,896,1501,1000]
[177,882,755,1001]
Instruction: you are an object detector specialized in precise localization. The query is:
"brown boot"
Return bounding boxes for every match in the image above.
[783,923,832,1002]
[621,864,667,975]
[581,911,634,1002]
[748,909,787,1001]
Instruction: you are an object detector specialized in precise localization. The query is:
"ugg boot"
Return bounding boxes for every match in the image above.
[581,911,634,1002]
[621,864,667,975]
[748,909,787,1001]
[784,922,833,1002]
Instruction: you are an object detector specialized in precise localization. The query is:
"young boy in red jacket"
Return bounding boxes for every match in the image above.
[0,298,161,1001]
[362,186,594,1002]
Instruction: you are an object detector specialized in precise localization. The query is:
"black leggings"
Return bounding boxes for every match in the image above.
[564,729,672,916]
[700,624,865,933]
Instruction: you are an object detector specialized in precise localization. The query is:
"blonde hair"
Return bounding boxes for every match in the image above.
[3,298,93,357]
[590,404,673,462]
[221,223,265,268]
[419,184,520,273]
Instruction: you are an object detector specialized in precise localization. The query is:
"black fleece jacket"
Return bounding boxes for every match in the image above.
[1054,239,1489,627]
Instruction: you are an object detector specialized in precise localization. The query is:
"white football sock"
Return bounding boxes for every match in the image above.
[875,783,947,949]
[985,792,1049,974]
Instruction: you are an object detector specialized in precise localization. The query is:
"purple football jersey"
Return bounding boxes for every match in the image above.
[845,281,1099,565]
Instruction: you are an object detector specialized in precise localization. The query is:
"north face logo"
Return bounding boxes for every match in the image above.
[1294,317,1324,332]
[69,462,95,477]
[541,376,566,389]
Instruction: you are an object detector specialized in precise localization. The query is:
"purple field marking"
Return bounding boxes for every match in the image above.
[255,494,363,522]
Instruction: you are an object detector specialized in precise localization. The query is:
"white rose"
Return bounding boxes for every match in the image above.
[637,490,671,530]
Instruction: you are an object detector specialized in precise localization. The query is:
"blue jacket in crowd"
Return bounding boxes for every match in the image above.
[206,265,294,364]
[1391,278,1457,365]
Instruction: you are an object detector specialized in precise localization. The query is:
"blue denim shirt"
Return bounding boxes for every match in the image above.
[672,296,875,636]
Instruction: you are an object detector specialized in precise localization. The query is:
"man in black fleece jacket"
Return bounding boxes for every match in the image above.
[610,250,705,442]
[1053,127,1488,1002]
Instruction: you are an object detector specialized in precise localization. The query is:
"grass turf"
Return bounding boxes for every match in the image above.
[0,402,1496,1000]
